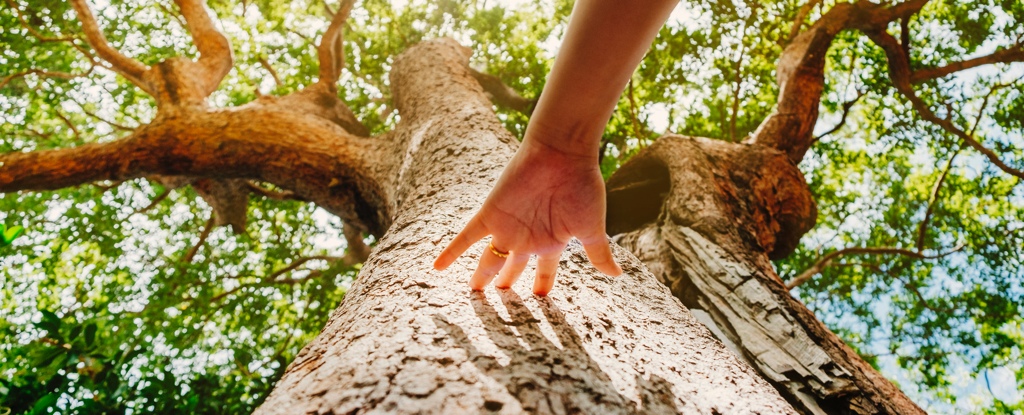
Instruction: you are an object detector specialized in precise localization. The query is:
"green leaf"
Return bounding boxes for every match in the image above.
[84,322,97,348]
[34,311,61,337]
[29,393,59,415]
[0,225,23,245]
[30,347,64,370]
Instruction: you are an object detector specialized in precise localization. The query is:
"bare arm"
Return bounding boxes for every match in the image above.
[434,0,677,295]
[528,0,679,160]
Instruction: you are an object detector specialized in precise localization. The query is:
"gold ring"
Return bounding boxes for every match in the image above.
[488,242,509,258]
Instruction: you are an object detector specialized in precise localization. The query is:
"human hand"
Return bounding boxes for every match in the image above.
[432,138,623,296]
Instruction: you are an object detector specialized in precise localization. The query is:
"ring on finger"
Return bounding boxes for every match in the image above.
[488,241,509,258]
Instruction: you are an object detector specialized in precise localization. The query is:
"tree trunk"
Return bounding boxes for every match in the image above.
[607,137,924,415]
[5,0,998,411]
[253,39,794,414]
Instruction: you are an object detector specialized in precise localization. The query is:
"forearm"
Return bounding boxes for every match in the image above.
[526,0,678,160]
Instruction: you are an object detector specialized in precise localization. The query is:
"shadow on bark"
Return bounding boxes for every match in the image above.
[434,291,678,415]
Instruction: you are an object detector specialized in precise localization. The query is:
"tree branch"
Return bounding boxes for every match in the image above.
[866,30,1024,180]
[266,255,346,280]
[317,0,356,89]
[787,0,822,42]
[172,0,234,95]
[182,214,216,263]
[204,255,346,304]
[341,222,371,264]
[257,56,284,89]
[910,44,1024,83]
[74,102,138,132]
[246,181,304,201]
[6,0,77,43]
[0,102,388,235]
[916,148,960,251]
[468,68,536,115]
[69,0,154,95]
[53,109,82,142]
[134,188,171,214]
[0,67,94,90]
[786,244,964,289]
[813,90,865,141]
[750,0,932,162]
[875,0,931,25]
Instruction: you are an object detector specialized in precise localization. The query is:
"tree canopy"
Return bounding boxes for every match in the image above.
[1,0,1022,413]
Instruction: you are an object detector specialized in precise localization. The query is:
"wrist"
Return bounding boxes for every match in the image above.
[517,136,601,172]
[521,115,604,164]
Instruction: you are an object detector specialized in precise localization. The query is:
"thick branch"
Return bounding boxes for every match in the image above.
[173,0,234,95]
[69,0,154,95]
[317,0,355,88]
[747,2,856,161]
[867,30,1024,179]
[750,0,931,162]
[468,68,536,115]
[910,44,1024,83]
[0,103,390,235]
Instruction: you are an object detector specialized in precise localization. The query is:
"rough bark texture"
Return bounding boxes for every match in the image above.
[606,137,923,415]
[253,39,794,415]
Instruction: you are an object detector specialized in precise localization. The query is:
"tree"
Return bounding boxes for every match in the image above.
[1,0,1021,414]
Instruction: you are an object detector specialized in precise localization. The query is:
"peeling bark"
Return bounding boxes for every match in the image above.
[607,137,924,415]
[254,39,794,415]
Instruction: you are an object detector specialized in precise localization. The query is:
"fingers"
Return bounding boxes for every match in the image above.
[582,239,623,276]
[434,215,488,271]
[532,254,561,296]
[468,239,509,291]
[494,252,530,289]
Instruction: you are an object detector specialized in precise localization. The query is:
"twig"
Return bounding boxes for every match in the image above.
[257,56,283,89]
[627,79,646,142]
[915,148,960,251]
[0,67,93,90]
[814,90,866,142]
[53,109,82,142]
[788,0,823,42]
[134,189,171,214]
[182,214,216,263]
[246,181,304,201]
[786,243,965,289]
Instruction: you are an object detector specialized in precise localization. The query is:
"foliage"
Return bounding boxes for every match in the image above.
[0,0,1022,413]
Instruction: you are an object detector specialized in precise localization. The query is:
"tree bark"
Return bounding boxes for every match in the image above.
[253,39,794,415]
[606,137,924,415]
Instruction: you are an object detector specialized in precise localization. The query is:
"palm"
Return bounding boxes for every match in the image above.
[434,140,621,295]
